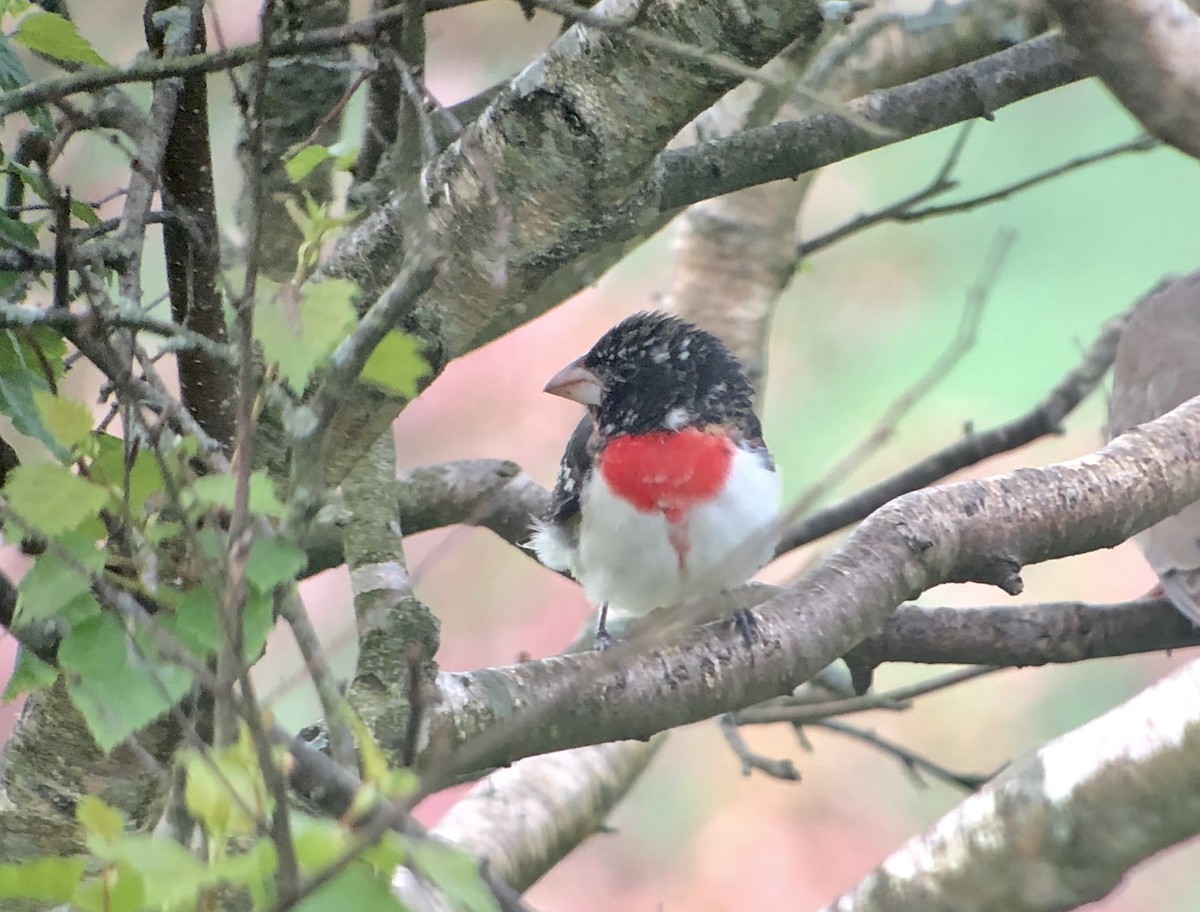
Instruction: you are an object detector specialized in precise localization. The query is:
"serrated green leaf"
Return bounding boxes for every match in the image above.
[3,647,57,700]
[183,730,273,837]
[361,330,429,398]
[16,529,104,623]
[0,856,87,901]
[0,33,53,135]
[245,535,306,591]
[254,279,357,394]
[59,614,194,753]
[285,144,332,183]
[5,463,108,536]
[293,863,406,912]
[14,11,108,67]
[89,433,165,515]
[161,584,219,658]
[410,840,500,912]
[33,390,93,450]
[190,469,284,518]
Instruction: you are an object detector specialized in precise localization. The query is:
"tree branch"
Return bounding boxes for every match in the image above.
[777,302,1123,554]
[411,394,1200,778]
[821,656,1200,911]
[657,33,1086,210]
[1047,0,1200,161]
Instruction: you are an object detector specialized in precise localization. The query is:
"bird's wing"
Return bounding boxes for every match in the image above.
[547,414,594,528]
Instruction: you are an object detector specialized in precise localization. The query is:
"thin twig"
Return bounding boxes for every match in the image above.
[734,666,1002,726]
[785,230,1016,522]
[798,132,1157,259]
[808,718,997,792]
[777,301,1125,555]
[718,714,801,781]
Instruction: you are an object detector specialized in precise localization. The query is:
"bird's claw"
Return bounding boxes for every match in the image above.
[731,608,759,647]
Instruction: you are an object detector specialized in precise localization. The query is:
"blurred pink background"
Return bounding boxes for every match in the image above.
[3,2,1200,909]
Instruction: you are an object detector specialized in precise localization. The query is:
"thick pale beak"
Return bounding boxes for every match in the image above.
[543,358,603,406]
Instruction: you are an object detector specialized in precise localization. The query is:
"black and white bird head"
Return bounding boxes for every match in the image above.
[543,311,762,440]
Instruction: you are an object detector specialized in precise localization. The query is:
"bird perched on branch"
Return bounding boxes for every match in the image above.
[1109,268,1200,626]
[529,312,781,643]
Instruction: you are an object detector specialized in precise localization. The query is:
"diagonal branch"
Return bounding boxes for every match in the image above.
[411,393,1200,778]
[1047,0,1200,161]
[821,656,1200,912]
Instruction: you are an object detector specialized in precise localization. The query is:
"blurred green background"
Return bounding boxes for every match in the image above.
[3,1,1199,909]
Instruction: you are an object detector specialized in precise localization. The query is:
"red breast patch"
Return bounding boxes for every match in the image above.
[598,428,734,524]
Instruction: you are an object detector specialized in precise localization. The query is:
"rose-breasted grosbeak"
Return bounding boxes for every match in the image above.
[529,312,781,642]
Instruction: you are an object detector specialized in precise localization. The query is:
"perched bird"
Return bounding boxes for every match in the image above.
[1109,268,1200,625]
[529,312,781,642]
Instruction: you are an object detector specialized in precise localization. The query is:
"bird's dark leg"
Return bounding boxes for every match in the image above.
[594,603,614,650]
[731,607,758,647]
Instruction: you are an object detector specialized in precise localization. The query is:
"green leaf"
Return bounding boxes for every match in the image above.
[16,529,104,623]
[13,10,108,67]
[293,863,407,912]
[5,463,108,536]
[293,815,348,873]
[161,585,220,659]
[183,729,273,837]
[410,840,501,912]
[110,836,209,908]
[0,856,87,901]
[190,469,284,518]
[0,208,38,247]
[285,144,332,183]
[34,390,93,451]
[253,278,357,394]
[0,328,67,452]
[245,535,306,591]
[0,1,32,18]
[359,830,407,874]
[72,862,143,912]
[0,33,54,135]
[89,433,165,515]
[360,330,429,398]
[77,794,126,848]
[69,197,100,226]
[243,588,274,663]
[3,647,57,700]
[59,614,194,753]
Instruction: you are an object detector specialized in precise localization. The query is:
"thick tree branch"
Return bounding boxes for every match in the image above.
[146,0,234,448]
[433,738,663,893]
[411,395,1200,778]
[848,598,1200,690]
[1047,0,1200,161]
[310,31,1085,481]
[822,657,1200,912]
[657,33,1085,211]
